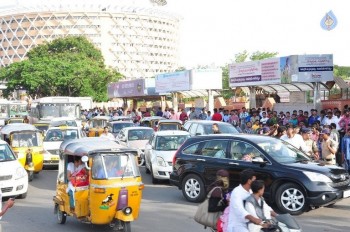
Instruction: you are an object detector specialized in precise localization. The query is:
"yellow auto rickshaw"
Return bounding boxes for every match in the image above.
[53,138,144,232]
[0,123,44,181]
[87,116,111,137]
[139,116,163,129]
[5,117,24,124]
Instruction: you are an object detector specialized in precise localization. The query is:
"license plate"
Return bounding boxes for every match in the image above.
[51,157,59,160]
[343,190,350,198]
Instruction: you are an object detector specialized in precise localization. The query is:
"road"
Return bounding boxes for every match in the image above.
[2,167,350,232]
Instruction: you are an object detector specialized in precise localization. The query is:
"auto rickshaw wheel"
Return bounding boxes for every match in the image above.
[56,205,67,224]
[121,221,131,232]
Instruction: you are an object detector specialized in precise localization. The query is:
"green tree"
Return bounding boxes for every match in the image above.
[334,65,350,79]
[250,51,278,61]
[0,36,122,101]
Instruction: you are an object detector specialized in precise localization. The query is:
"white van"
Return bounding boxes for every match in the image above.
[0,140,28,198]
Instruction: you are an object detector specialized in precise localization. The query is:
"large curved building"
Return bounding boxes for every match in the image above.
[0,0,180,79]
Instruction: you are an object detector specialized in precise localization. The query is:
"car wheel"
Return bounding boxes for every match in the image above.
[56,205,67,224]
[150,165,158,184]
[275,183,306,215]
[181,174,205,203]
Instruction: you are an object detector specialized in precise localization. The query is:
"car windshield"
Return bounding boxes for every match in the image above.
[92,153,140,179]
[255,138,311,163]
[51,120,77,127]
[91,120,107,128]
[155,135,189,151]
[12,132,43,147]
[128,129,153,141]
[44,129,78,141]
[112,123,133,133]
[204,123,238,134]
[0,144,16,162]
[35,125,49,132]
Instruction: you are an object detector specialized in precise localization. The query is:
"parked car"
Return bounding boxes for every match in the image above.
[170,134,350,215]
[144,130,190,183]
[43,126,85,167]
[107,121,134,138]
[184,120,239,136]
[0,140,28,198]
[116,127,154,165]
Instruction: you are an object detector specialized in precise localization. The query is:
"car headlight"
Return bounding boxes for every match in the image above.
[14,167,27,180]
[303,171,332,183]
[156,156,167,167]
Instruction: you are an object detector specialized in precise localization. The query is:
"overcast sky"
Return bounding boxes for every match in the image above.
[163,0,349,68]
[1,0,348,68]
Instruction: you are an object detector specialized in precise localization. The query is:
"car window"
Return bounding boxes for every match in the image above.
[182,142,201,155]
[128,129,153,141]
[200,140,229,158]
[0,144,16,162]
[183,122,192,131]
[188,123,198,136]
[196,125,205,135]
[230,141,263,162]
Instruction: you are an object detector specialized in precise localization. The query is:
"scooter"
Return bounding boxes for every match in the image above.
[249,214,302,232]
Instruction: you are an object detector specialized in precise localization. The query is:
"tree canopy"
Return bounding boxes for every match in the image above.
[0,36,122,101]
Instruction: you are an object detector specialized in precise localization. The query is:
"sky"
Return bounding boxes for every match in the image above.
[1,0,349,68]
[163,0,350,68]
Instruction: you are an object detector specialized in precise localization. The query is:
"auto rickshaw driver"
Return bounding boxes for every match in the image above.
[96,157,123,178]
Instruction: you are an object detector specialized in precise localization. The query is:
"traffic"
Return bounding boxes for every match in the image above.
[1,98,350,232]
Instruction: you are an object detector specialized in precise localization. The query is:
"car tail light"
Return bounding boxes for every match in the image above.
[172,149,180,166]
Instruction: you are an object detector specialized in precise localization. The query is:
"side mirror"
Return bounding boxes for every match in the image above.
[195,132,201,136]
[81,155,90,170]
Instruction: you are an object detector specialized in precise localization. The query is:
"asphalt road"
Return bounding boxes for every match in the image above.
[1,167,350,232]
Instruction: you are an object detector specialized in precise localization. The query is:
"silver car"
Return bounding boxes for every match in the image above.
[144,130,190,183]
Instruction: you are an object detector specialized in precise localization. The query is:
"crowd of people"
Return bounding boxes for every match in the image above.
[81,105,350,171]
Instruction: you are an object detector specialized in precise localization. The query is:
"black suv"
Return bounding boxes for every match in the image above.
[183,121,239,136]
[170,134,350,215]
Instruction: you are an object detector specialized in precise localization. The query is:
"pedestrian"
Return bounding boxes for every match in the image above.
[341,128,350,171]
[212,108,223,121]
[302,128,319,160]
[100,126,115,141]
[280,126,309,153]
[239,107,249,130]
[320,128,338,165]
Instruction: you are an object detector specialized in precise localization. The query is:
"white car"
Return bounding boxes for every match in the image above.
[116,127,154,165]
[0,140,28,198]
[43,126,85,166]
[144,130,190,183]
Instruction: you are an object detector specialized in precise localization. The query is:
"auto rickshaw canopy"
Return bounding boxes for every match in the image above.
[0,123,39,135]
[60,137,137,157]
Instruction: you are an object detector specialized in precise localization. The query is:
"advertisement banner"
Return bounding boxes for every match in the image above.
[229,61,262,87]
[229,54,333,87]
[155,71,190,93]
[296,54,333,82]
[191,69,222,90]
[107,79,145,98]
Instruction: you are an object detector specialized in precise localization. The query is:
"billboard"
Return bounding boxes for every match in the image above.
[108,79,145,98]
[191,69,222,90]
[297,54,333,82]
[155,71,191,93]
[229,54,333,87]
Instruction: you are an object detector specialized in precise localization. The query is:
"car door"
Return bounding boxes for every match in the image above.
[228,139,274,193]
[188,139,231,187]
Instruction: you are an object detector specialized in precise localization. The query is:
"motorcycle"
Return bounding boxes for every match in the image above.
[248,214,302,232]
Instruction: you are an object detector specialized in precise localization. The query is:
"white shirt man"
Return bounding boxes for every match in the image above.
[280,128,309,153]
[227,184,252,232]
[100,127,115,141]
